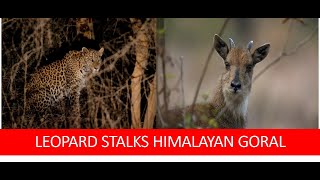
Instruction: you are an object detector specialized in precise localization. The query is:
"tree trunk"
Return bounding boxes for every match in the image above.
[130,18,150,129]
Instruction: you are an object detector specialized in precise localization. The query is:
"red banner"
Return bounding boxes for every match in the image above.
[0,129,319,155]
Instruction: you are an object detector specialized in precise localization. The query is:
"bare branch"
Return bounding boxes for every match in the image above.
[253,25,318,82]
[179,56,185,108]
[189,18,230,115]
[98,20,150,74]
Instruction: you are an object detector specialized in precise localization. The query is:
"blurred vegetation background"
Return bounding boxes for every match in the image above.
[157,18,318,128]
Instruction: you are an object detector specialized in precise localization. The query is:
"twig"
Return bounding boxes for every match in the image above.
[285,26,318,56]
[156,19,167,128]
[98,22,149,75]
[189,18,230,115]
[180,56,185,108]
[156,104,167,128]
[2,18,16,25]
[253,25,318,82]
[159,19,169,117]
[2,92,15,125]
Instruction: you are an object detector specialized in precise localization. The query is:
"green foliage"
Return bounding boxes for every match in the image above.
[165,73,176,79]
[184,112,192,128]
[208,118,218,128]
[182,106,219,129]
[201,92,209,102]
[157,28,166,35]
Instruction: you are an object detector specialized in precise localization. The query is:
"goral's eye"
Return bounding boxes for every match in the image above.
[225,62,230,70]
[246,64,253,72]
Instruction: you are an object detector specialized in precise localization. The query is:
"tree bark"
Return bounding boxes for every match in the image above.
[143,75,156,128]
[130,18,150,129]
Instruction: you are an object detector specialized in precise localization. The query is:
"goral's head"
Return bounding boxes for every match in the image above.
[213,34,270,103]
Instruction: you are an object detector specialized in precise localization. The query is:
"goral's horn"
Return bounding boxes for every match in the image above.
[247,40,253,51]
[229,38,235,48]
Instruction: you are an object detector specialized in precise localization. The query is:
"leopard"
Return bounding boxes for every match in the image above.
[24,47,104,128]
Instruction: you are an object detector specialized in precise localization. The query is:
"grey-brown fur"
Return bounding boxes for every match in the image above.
[163,34,270,129]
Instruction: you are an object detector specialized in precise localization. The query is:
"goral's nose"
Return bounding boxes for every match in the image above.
[231,80,241,92]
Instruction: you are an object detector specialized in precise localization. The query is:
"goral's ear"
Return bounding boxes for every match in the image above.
[82,47,89,53]
[252,43,270,64]
[98,47,104,56]
[214,34,229,60]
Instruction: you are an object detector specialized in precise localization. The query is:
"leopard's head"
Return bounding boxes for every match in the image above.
[81,47,104,75]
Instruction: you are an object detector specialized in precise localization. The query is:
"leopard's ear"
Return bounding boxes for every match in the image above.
[82,47,89,53]
[98,47,104,56]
